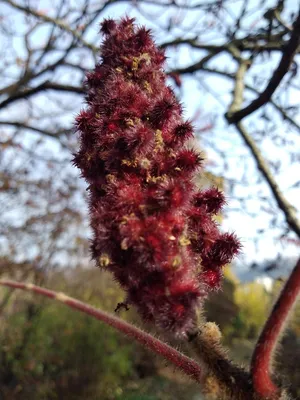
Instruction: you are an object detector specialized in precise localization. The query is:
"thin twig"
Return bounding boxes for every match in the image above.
[0,279,203,384]
[251,257,300,399]
[170,64,300,133]
[4,0,98,53]
[0,121,69,139]
[224,51,300,238]
[235,122,300,238]
[227,58,251,114]
[226,12,300,123]
[161,36,293,53]
[0,82,84,110]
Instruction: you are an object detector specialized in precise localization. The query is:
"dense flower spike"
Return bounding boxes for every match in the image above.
[74,17,241,336]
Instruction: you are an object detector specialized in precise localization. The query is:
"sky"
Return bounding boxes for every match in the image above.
[1,0,299,280]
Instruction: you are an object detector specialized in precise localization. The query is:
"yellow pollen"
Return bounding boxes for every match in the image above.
[190,232,198,240]
[131,53,151,71]
[132,58,139,71]
[120,215,129,225]
[172,256,181,268]
[179,236,191,246]
[121,238,129,250]
[140,158,151,169]
[99,254,110,267]
[125,118,134,127]
[155,130,163,144]
[140,53,151,63]
[121,159,137,167]
[120,213,136,226]
[154,130,164,152]
[143,81,152,93]
[168,149,176,158]
[139,204,146,212]
[146,174,166,183]
[106,174,116,183]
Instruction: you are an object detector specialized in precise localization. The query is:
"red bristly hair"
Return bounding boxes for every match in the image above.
[73,17,241,336]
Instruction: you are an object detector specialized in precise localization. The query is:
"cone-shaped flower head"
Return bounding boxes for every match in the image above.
[74,17,240,336]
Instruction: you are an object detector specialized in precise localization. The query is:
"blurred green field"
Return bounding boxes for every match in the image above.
[0,267,299,400]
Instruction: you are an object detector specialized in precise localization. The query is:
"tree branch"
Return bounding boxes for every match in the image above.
[0,40,79,98]
[235,122,300,238]
[222,50,300,238]
[210,67,300,133]
[0,121,69,139]
[251,257,300,399]
[0,279,203,385]
[161,36,294,53]
[226,11,300,123]
[3,0,98,53]
[0,82,84,110]
[226,59,251,114]
[169,64,300,133]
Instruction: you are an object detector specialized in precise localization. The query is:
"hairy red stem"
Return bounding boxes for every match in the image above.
[0,279,203,384]
[251,257,300,399]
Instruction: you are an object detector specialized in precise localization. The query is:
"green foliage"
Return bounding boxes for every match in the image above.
[214,270,272,342]
[119,395,156,400]
[234,281,271,339]
[2,267,298,400]
[0,298,134,399]
[0,270,201,400]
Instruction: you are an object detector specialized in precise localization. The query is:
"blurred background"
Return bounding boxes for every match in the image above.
[0,0,299,399]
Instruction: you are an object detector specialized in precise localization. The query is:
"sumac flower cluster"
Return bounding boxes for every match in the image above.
[74,17,240,336]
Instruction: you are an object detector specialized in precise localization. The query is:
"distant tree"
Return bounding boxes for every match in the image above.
[0,0,299,272]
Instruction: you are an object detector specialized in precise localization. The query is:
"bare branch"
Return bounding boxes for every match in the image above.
[3,0,98,53]
[223,52,300,237]
[0,41,79,97]
[227,58,251,114]
[226,12,300,123]
[0,121,69,139]
[169,64,300,133]
[161,36,295,53]
[0,82,84,110]
[235,122,300,238]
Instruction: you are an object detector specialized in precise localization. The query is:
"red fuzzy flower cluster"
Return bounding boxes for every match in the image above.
[74,17,240,336]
